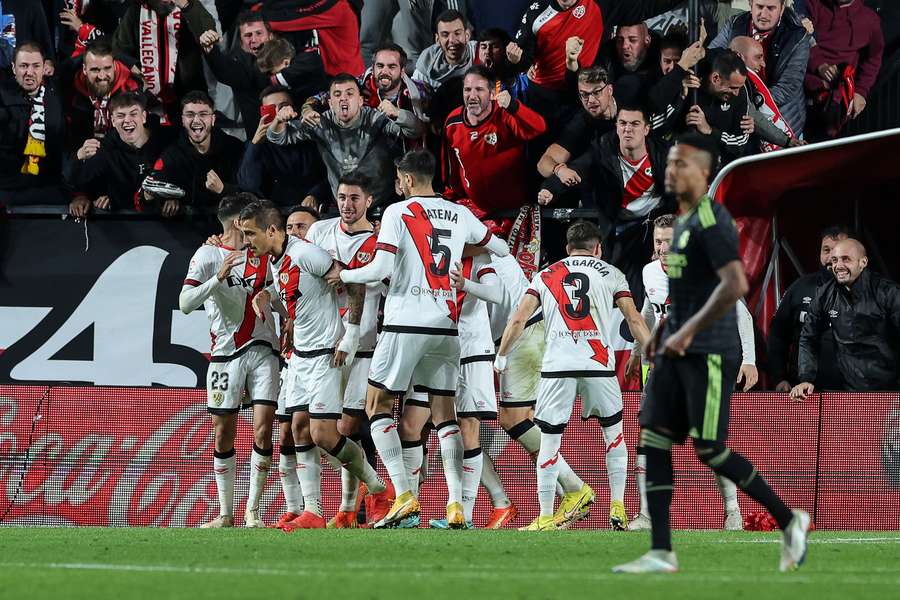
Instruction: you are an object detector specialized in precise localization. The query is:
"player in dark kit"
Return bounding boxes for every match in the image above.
[613,133,810,574]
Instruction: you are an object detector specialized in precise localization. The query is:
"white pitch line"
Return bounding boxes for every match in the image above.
[2,562,900,585]
[726,537,900,545]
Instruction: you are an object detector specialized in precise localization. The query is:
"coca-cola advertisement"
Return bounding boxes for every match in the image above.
[1,385,897,529]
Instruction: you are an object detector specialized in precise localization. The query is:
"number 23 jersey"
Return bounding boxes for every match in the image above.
[527,256,631,375]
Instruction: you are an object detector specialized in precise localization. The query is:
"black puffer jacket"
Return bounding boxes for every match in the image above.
[799,269,900,391]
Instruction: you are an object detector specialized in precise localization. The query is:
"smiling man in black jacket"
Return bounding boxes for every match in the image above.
[793,238,900,398]
[767,225,848,392]
[67,92,174,216]
[143,90,244,216]
[649,49,751,164]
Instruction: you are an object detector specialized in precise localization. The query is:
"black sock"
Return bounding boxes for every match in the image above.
[707,448,793,530]
[644,446,674,551]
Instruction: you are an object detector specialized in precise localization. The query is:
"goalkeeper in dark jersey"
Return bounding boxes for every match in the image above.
[613,133,810,574]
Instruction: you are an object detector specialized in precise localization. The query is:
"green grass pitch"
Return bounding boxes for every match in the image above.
[2,528,898,599]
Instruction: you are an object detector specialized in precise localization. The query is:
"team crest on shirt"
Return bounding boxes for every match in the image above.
[678,230,690,248]
[485,132,498,145]
[573,5,586,18]
[828,309,839,318]
[280,272,290,284]
[357,251,372,263]
[249,256,260,267]
[803,296,812,304]
[644,167,653,176]
[211,391,223,406]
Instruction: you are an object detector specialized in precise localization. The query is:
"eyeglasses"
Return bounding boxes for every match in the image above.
[577,84,609,101]
[183,111,212,120]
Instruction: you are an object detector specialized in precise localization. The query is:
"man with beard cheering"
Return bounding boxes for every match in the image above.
[143,91,244,216]
[67,40,143,151]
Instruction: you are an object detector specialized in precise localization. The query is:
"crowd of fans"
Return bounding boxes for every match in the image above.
[0,0,896,391]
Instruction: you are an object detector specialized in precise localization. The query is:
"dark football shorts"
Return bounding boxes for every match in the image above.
[639,351,740,443]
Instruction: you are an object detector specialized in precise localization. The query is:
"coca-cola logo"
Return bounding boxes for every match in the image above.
[0,391,287,527]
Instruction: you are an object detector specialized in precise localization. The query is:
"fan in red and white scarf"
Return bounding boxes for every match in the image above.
[730,36,795,152]
[60,0,106,58]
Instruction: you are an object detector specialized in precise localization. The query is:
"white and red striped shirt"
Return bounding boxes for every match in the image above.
[618,153,660,220]
[306,217,380,353]
[270,235,343,354]
[184,246,277,359]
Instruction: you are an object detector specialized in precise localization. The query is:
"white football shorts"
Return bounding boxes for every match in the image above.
[368,331,460,397]
[534,373,623,432]
[207,344,279,414]
[456,357,497,419]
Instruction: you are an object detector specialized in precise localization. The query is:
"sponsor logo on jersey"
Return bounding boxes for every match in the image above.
[573,5,586,19]
[485,132,498,145]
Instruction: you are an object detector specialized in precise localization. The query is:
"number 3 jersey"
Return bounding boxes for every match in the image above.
[183,245,278,358]
[376,195,491,333]
[270,235,343,353]
[306,217,379,353]
[527,255,631,376]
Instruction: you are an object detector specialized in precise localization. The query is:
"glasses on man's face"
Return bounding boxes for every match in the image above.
[184,112,212,120]
[578,84,608,102]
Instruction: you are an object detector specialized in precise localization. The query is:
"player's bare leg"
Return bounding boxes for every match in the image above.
[430,395,465,528]
[270,421,303,528]
[244,404,275,527]
[366,384,419,528]
[202,414,238,528]
[281,411,325,530]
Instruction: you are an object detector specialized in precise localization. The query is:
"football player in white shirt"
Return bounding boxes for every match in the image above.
[239,200,388,531]
[179,194,281,528]
[306,172,395,529]
[270,205,319,530]
[628,214,759,532]
[451,252,595,529]
[495,221,652,531]
[332,149,510,529]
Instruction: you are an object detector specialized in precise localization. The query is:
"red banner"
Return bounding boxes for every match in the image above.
[0,386,897,529]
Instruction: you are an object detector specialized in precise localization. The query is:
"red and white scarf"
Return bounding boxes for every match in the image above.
[747,69,794,152]
[139,4,182,99]
[508,205,542,281]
